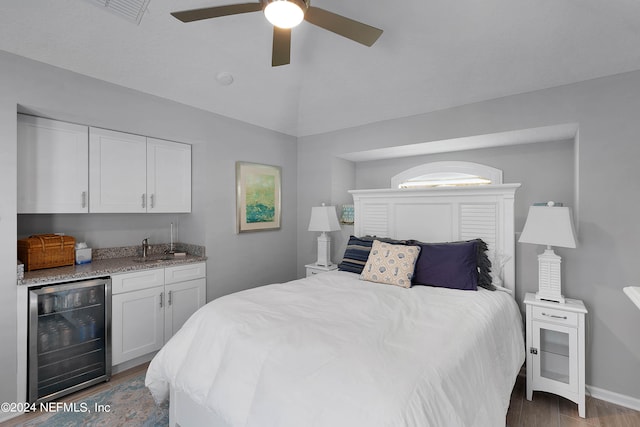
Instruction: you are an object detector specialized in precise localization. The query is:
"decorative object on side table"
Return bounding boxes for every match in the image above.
[236,162,281,233]
[308,203,341,267]
[524,292,587,417]
[340,204,354,224]
[519,201,577,303]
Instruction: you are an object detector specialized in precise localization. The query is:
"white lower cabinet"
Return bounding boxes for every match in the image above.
[164,279,206,338]
[111,263,206,366]
[112,286,164,365]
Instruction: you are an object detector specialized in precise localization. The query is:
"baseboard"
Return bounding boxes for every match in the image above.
[112,352,156,375]
[587,384,640,411]
[0,410,19,423]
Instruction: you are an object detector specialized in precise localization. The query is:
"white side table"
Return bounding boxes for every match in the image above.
[524,292,588,417]
[305,263,338,277]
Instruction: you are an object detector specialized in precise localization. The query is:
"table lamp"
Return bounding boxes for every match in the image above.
[519,201,577,303]
[308,203,341,267]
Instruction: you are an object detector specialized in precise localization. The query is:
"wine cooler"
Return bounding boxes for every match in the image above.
[28,277,112,403]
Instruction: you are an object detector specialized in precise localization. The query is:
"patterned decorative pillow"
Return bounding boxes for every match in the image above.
[360,240,421,288]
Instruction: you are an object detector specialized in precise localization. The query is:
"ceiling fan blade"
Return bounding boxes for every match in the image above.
[272,27,291,67]
[171,3,262,23]
[304,7,383,47]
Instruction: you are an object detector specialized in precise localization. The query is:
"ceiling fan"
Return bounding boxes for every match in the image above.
[171,0,383,67]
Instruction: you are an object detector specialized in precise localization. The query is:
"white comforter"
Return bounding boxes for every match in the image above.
[146,271,525,427]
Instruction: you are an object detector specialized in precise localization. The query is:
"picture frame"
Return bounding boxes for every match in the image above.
[236,162,282,233]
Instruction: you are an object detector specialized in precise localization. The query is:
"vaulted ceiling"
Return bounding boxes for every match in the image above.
[2,0,639,137]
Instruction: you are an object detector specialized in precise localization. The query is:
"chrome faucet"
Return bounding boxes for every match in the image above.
[142,238,150,258]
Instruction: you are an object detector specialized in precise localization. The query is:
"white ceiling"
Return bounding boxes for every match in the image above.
[1,0,639,137]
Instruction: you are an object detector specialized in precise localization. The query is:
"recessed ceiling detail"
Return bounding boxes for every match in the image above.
[86,0,151,24]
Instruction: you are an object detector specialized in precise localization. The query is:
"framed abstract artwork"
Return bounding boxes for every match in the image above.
[236,162,282,233]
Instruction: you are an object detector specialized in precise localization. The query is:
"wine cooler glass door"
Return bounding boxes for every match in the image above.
[28,278,111,403]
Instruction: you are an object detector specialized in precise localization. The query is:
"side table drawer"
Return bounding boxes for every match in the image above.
[532,306,578,327]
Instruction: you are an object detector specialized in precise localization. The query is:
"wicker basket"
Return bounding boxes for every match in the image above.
[18,234,76,271]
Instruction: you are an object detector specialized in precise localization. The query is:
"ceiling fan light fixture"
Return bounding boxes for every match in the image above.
[264,0,307,29]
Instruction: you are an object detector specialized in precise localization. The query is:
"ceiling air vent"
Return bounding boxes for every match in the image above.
[87,0,151,25]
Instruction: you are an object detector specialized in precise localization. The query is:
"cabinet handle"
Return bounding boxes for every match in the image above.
[168,290,172,306]
[142,194,146,209]
[150,194,155,209]
[541,312,567,320]
[81,191,87,208]
[160,291,163,308]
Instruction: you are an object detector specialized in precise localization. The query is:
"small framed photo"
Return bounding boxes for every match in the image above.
[236,162,282,233]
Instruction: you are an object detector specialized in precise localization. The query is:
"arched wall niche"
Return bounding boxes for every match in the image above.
[391,161,504,189]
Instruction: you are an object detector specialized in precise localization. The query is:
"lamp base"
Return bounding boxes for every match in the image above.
[535,291,565,304]
[315,232,332,267]
[536,248,565,304]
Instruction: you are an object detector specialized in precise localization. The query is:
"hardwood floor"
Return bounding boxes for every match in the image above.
[507,373,640,427]
[3,366,639,426]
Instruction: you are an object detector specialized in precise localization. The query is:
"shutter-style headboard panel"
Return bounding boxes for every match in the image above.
[349,185,520,294]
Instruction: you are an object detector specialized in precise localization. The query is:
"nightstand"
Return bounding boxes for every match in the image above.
[524,292,588,417]
[305,263,338,277]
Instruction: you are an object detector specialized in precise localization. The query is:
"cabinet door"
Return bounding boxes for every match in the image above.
[164,278,206,342]
[531,320,578,397]
[147,138,192,213]
[89,127,147,213]
[112,287,164,365]
[17,115,89,213]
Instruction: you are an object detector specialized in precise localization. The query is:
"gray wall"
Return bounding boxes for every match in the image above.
[3,45,640,407]
[0,50,297,405]
[297,71,640,400]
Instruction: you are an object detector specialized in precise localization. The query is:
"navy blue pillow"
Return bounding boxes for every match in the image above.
[338,235,407,274]
[411,240,479,290]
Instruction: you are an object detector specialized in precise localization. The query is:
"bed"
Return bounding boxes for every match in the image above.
[146,185,525,427]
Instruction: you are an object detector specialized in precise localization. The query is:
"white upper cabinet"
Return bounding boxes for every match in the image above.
[17,115,89,213]
[147,138,191,213]
[89,128,192,213]
[89,127,148,213]
[18,117,191,214]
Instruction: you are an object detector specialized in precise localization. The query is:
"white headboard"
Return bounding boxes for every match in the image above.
[349,184,521,294]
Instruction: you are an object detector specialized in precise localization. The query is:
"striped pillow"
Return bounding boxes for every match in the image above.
[338,235,407,274]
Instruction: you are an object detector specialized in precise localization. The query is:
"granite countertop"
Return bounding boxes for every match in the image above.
[18,243,206,287]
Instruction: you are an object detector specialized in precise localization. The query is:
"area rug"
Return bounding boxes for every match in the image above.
[17,373,168,427]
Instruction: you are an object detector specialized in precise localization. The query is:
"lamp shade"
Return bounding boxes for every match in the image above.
[308,204,341,232]
[519,203,577,248]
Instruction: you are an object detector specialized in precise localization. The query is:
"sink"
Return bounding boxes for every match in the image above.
[132,255,174,263]
[132,258,163,263]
